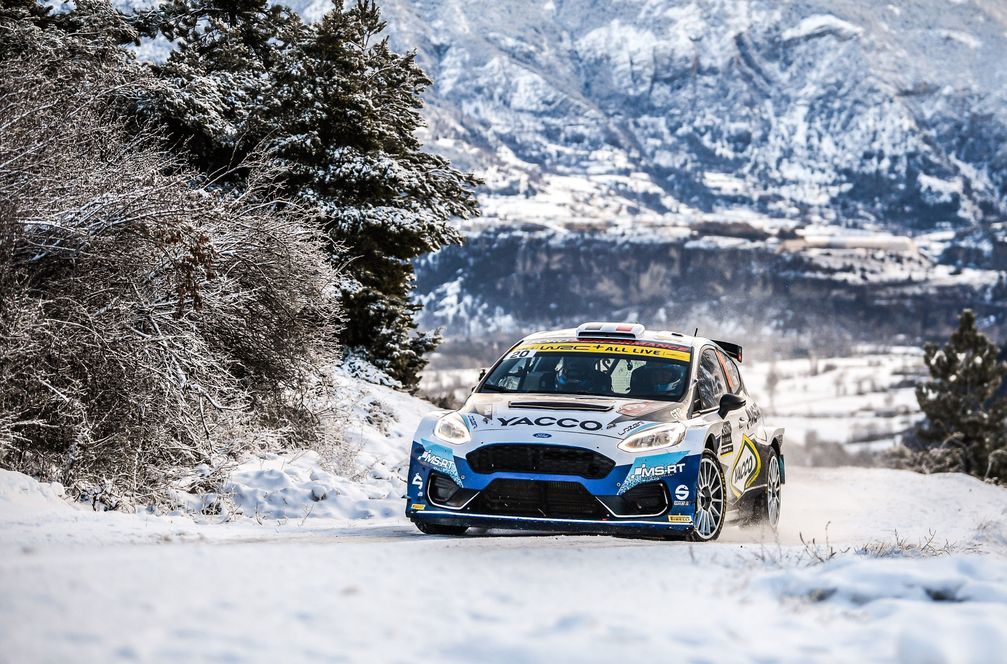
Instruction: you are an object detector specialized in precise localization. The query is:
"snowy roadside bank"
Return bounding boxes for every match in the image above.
[3,370,1007,663]
[1,467,1007,664]
[0,373,434,551]
[3,464,1007,662]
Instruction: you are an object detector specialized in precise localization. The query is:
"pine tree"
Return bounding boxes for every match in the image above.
[130,0,480,388]
[915,309,1007,478]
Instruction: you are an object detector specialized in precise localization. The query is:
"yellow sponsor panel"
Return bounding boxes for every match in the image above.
[516,342,690,362]
[410,503,426,511]
[667,514,693,524]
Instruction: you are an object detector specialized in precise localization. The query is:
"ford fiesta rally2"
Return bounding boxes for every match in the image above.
[405,322,784,541]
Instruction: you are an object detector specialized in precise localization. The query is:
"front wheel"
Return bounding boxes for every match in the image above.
[414,520,469,536]
[688,450,726,542]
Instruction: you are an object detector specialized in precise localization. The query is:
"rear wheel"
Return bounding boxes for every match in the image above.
[414,521,469,536]
[744,449,782,530]
[688,450,726,542]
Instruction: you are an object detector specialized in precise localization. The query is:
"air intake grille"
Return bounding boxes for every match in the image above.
[466,444,615,479]
[472,479,606,519]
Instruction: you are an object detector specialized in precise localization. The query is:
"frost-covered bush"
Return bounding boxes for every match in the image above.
[0,57,342,506]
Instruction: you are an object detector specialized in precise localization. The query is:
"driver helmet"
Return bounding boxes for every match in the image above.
[649,366,682,393]
[557,356,595,386]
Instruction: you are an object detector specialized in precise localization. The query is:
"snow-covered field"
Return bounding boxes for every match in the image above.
[3,430,1007,661]
[742,348,925,451]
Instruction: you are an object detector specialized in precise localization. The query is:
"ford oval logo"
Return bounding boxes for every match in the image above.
[533,433,552,438]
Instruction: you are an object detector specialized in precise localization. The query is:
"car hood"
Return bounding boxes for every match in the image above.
[458,392,687,442]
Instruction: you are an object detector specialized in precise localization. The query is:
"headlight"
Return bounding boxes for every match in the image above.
[434,411,471,445]
[618,423,687,452]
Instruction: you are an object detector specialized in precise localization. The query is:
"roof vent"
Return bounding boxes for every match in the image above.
[575,322,645,340]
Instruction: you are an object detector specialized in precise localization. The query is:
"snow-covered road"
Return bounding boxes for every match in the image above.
[2,466,1007,663]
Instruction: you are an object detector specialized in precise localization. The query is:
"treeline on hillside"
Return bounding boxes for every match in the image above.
[0,0,477,506]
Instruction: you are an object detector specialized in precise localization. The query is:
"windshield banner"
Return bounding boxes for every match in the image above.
[514,341,690,362]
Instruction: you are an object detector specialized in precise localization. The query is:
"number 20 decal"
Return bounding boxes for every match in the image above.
[508,348,536,360]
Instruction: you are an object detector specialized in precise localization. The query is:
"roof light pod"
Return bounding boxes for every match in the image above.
[576,322,645,340]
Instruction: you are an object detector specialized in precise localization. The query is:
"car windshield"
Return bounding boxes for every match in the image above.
[479,341,691,402]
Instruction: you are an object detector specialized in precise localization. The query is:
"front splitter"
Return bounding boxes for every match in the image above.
[410,508,694,538]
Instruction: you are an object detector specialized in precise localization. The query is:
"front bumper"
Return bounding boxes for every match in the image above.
[405,439,701,534]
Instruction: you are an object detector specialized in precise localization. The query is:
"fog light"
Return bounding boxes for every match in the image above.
[429,473,460,503]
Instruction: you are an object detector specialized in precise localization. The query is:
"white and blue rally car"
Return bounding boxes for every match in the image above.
[406,322,784,541]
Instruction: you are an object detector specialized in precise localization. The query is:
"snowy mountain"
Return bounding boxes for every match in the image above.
[348,0,1007,349]
[347,0,1007,234]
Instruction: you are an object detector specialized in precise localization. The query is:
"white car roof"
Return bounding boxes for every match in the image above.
[520,323,712,350]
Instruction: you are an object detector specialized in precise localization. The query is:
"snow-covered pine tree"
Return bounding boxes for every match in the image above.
[915,309,1007,479]
[131,0,480,389]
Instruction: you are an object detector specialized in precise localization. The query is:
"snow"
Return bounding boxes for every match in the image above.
[781,15,864,42]
[1,465,1007,660]
[742,350,924,450]
[918,172,965,203]
[938,29,983,50]
[4,441,1007,661]
[211,370,433,522]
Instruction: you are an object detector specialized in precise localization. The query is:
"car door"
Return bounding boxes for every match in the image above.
[696,347,733,451]
[696,348,746,497]
[717,349,760,440]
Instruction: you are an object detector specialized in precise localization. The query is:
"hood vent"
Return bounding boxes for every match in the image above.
[508,400,613,412]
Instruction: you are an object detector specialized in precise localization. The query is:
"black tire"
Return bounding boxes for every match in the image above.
[414,520,469,536]
[687,449,727,542]
[742,448,782,531]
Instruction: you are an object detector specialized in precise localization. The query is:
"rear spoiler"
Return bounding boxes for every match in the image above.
[713,339,743,363]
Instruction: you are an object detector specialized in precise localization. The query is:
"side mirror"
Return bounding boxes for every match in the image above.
[471,368,488,393]
[718,393,746,418]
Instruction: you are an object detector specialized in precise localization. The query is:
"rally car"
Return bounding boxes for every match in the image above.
[405,322,784,541]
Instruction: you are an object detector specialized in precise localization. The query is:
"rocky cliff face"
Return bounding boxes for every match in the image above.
[415,227,1006,352]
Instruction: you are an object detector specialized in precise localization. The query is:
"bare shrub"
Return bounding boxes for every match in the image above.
[0,58,342,506]
[855,529,977,558]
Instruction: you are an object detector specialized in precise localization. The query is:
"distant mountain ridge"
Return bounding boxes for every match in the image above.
[313,0,1007,239]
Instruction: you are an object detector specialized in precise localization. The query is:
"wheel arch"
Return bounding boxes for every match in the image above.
[705,434,718,453]
[768,428,785,484]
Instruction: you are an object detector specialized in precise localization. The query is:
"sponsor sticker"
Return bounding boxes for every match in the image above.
[618,451,689,495]
[719,422,734,455]
[667,514,693,524]
[674,484,690,501]
[410,503,426,511]
[417,442,463,485]
[729,435,762,498]
[496,416,603,431]
[611,420,648,435]
[512,342,690,362]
